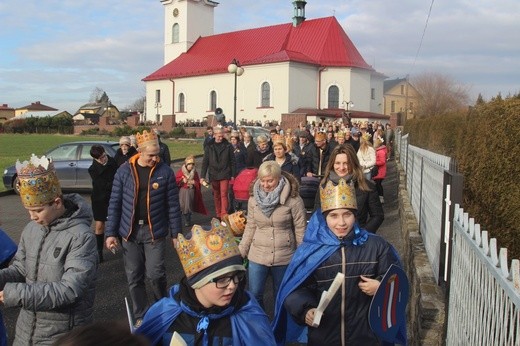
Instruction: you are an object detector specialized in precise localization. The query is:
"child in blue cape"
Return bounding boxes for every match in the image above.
[136,219,275,346]
[272,178,402,345]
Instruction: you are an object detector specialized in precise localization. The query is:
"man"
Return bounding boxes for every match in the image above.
[153,129,171,166]
[242,131,255,160]
[310,132,333,177]
[0,154,98,345]
[200,127,236,218]
[88,145,117,263]
[293,130,315,177]
[203,126,214,148]
[106,130,182,328]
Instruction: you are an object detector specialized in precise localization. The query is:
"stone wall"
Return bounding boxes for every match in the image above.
[397,161,446,345]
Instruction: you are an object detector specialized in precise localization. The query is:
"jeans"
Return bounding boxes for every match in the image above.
[122,225,167,319]
[247,261,288,311]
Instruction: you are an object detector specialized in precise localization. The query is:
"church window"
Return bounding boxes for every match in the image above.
[172,23,179,43]
[210,90,217,111]
[261,82,270,107]
[178,93,185,112]
[328,85,339,109]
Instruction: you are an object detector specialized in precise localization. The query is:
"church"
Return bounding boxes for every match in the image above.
[143,0,389,129]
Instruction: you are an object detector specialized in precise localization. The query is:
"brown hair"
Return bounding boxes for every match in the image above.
[322,144,370,191]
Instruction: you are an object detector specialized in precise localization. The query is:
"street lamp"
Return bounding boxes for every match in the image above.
[343,100,354,112]
[228,59,244,129]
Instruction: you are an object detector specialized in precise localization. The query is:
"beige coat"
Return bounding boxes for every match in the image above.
[238,172,307,266]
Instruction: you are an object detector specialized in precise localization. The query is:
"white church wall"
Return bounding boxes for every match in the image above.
[288,63,318,112]
[370,74,385,113]
[350,69,372,111]
[320,67,352,109]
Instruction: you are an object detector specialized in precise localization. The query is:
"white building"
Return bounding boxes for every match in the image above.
[143,0,388,127]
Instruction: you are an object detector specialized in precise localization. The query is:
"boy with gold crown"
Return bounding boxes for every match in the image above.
[0,154,98,345]
[135,218,275,346]
[272,178,402,345]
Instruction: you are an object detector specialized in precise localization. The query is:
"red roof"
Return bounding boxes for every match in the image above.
[143,17,373,81]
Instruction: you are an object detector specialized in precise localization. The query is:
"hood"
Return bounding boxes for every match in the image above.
[49,194,93,231]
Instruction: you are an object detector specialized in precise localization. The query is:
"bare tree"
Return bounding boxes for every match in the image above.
[89,87,105,103]
[411,72,470,117]
[125,96,146,112]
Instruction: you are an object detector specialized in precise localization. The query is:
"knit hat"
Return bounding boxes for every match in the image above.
[119,136,131,146]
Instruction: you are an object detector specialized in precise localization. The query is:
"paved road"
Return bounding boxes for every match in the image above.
[0,158,402,344]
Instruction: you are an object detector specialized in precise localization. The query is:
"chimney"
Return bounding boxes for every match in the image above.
[292,0,307,27]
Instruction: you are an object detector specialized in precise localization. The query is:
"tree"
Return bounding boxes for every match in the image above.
[89,87,106,103]
[125,96,146,113]
[411,72,470,117]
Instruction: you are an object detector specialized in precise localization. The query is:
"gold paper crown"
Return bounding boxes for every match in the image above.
[135,130,158,148]
[320,178,357,212]
[16,154,62,207]
[315,132,326,141]
[176,219,241,277]
[222,210,247,237]
[271,134,285,144]
[361,133,372,142]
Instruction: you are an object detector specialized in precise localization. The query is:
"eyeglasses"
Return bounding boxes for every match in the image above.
[209,272,246,289]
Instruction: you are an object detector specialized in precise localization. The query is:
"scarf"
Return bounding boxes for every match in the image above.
[254,176,286,217]
[182,164,196,188]
[180,301,235,346]
[327,171,355,186]
[256,144,270,154]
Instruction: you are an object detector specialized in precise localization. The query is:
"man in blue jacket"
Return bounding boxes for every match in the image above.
[106,129,182,328]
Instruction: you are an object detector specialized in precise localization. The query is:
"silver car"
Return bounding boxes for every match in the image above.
[3,141,119,194]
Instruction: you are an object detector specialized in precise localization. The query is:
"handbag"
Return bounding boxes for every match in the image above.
[370,165,379,178]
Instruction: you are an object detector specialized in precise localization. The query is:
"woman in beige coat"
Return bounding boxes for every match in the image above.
[238,161,307,312]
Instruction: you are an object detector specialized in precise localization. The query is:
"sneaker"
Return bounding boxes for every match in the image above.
[379,196,385,204]
[134,318,143,329]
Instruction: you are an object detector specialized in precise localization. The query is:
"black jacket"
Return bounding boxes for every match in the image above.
[88,156,117,203]
[114,146,137,167]
[293,142,315,177]
[201,138,236,181]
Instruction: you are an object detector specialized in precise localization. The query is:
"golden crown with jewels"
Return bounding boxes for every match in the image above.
[176,218,241,277]
[221,210,247,237]
[16,154,62,207]
[135,129,158,148]
[320,178,357,212]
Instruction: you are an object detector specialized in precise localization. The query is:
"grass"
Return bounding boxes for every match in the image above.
[0,133,204,192]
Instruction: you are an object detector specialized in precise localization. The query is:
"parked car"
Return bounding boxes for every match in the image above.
[242,126,271,139]
[3,141,119,194]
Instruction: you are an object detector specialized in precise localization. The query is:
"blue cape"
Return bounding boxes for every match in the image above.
[271,210,369,345]
[136,284,276,346]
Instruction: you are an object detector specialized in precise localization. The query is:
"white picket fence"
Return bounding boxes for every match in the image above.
[447,205,520,345]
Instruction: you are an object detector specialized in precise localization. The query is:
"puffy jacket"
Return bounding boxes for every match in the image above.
[201,138,236,181]
[105,154,182,240]
[373,145,388,180]
[238,172,307,266]
[0,194,97,346]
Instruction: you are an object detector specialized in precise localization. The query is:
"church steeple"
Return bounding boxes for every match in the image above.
[292,0,307,27]
[161,0,218,64]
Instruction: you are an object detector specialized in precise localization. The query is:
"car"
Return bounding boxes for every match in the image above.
[241,126,271,139]
[3,141,119,194]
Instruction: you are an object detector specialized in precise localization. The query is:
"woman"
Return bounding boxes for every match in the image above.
[136,221,276,345]
[175,155,207,228]
[263,136,300,182]
[114,136,138,167]
[238,161,306,312]
[230,133,247,175]
[246,135,272,168]
[357,133,376,180]
[88,145,117,262]
[372,137,388,204]
[273,178,402,345]
[315,144,384,233]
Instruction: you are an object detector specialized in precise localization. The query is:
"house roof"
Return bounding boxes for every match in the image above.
[383,78,407,93]
[17,101,57,111]
[144,16,373,81]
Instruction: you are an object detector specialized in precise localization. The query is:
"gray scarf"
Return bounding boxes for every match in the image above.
[254,176,287,217]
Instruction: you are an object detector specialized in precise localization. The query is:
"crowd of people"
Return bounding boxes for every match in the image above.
[0,120,404,346]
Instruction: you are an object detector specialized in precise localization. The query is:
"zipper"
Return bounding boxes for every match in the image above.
[341,246,346,346]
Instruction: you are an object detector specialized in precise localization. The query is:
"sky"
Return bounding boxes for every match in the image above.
[1,0,519,114]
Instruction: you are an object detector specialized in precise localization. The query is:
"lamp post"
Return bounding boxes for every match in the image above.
[228,59,244,129]
[155,102,161,125]
[342,101,354,127]
[343,100,354,112]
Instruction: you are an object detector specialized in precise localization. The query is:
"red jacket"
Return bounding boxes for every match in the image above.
[233,168,258,201]
[373,145,387,180]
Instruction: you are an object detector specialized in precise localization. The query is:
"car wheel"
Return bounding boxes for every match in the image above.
[13,175,20,195]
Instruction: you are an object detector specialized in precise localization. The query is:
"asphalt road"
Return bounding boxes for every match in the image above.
[0,157,402,344]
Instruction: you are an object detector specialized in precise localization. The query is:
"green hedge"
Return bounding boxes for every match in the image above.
[404,95,520,259]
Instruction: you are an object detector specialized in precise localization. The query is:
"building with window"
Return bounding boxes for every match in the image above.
[383,77,420,122]
[143,0,388,127]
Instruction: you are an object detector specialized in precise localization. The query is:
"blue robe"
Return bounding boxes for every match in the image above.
[136,284,275,346]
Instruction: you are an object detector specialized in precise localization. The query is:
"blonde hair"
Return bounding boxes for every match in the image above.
[257,161,282,180]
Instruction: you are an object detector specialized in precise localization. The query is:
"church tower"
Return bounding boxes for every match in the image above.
[292,0,307,27]
[161,0,218,64]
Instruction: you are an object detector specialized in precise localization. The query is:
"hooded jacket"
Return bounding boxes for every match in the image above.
[105,153,182,240]
[201,137,236,181]
[0,194,97,346]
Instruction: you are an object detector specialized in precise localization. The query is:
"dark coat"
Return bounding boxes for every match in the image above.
[88,156,118,221]
[233,142,248,176]
[114,146,137,167]
[158,139,171,166]
[293,141,315,177]
[263,152,300,182]
[246,145,273,169]
[201,138,236,181]
[106,154,182,240]
[311,142,334,176]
